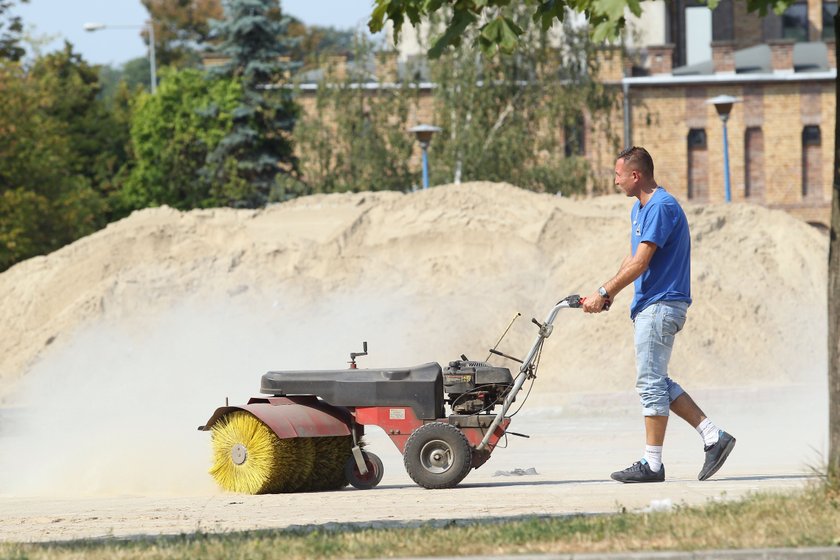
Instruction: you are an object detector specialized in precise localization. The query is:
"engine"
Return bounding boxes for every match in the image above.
[443,360,514,414]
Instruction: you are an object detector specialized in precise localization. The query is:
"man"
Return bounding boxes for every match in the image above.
[583,146,736,483]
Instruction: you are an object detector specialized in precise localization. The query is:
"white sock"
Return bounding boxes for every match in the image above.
[644,445,663,472]
[697,418,720,447]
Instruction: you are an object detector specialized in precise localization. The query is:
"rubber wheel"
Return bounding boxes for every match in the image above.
[403,422,472,489]
[345,450,384,489]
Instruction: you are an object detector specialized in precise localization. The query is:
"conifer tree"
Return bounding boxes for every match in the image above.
[206,0,299,207]
[0,0,27,62]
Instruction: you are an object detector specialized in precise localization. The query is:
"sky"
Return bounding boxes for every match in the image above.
[15,0,378,67]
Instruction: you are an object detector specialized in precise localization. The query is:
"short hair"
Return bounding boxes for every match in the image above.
[617,146,654,178]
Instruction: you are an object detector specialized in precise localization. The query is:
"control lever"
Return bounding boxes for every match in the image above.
[488,348,523,364]
[349,341,368,369]
[531,318,554,338]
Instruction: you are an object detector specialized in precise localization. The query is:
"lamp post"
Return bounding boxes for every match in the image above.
[84,20,157,94]
[706,95,741,203]
[409,124,441,190]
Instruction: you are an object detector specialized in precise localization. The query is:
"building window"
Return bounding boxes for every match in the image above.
[823,1,838,39]
[564,113,585,157]
[685,6,713,65]
[687,128,708,201]
[802,125,822,198]
[744,128,764,200]
[782,2,809,41]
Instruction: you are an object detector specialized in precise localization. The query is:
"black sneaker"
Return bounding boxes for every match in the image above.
[610,459,665,483]
[698,430,736,481]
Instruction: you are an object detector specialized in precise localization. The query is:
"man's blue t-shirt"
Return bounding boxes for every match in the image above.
[629,187,691,319]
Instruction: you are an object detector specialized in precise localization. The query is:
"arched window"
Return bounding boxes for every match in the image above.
[802,125,821,199]
[744,127,764,200]
[687,128,708,201]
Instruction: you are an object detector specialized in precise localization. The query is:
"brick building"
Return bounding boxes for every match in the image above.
[387,4,838,227]
[600,1,837,227]
[599,42,834,227]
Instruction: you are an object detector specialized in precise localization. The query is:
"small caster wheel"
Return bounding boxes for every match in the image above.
[345,450,384,489]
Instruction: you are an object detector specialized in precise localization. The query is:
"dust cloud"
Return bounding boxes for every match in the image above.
[0,291,445,497]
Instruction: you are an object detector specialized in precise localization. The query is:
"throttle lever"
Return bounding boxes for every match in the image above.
[531,317,553,338]
[488,348,524,364]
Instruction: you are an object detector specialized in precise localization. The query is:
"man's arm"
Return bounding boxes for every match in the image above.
[583,242,657,313]
[617,254,633,275]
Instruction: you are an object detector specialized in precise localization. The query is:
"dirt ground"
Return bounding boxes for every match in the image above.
[0,384,825,543]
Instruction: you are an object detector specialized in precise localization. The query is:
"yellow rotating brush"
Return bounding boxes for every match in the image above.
[299,435,353,492]
[274,436,315,492]
[209,410,316,494]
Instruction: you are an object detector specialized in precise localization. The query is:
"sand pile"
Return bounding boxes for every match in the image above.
[0,181,828,497]
[0,182,828,400]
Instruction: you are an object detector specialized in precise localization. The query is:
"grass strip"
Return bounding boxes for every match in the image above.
[2,485,839,560]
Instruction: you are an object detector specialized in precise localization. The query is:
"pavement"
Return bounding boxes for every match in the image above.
[0,384,828,545]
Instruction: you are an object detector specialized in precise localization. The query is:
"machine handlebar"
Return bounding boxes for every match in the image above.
[578,295,611,311]
[560,294,583,308]
[476,293,588,451]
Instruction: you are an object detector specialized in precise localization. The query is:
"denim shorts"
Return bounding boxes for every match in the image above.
[633,301,689,416]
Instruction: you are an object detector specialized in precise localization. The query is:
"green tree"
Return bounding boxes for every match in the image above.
[141,0,336,68]
[0,63,69,193]
[295,17,617,196]
[122,56,155,92]
[0,61,105,270]
[139,0,358,70]
[206,0,299,207]
[370,0,652,56]
[287,21,356,65]
[294,36,417,194]
[30,42,132,202]
[0,0,28,62]
[142,0,224,68]
[98,57,156,99]
[425,13,618,194]
[122,68,242,210]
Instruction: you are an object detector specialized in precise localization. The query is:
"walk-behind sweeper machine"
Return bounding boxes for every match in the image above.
[199,295,588,493]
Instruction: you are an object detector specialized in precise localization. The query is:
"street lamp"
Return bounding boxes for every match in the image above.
[409,124,442,190]
[84,20,157,94]
[706,95,741,203]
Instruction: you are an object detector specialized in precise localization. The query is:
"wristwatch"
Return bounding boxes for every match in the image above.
[598,286,609,299]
